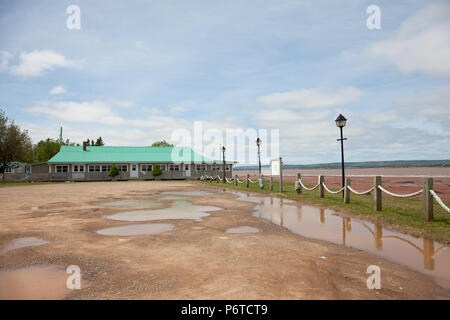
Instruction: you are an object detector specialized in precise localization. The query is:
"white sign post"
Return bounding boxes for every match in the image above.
[270,157,283,192]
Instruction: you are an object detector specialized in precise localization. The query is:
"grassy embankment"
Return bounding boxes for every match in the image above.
[194,179,450,243]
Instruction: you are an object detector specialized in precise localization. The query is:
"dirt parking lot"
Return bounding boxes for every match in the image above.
[0,181,449,299]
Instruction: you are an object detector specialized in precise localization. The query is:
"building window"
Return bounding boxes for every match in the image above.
[184,164,189,171]
[196,164,206,171]
[226,165,231,171]
[74,165,84,172]
[5,167,12,173]
[56,165,68,173]
[212,164,222,171]
[118,165,127,172]
[159,164,166,171]
[25,165,30,173]
[101,165,112,172]
[169,164,180,171]
[142,164,152,172]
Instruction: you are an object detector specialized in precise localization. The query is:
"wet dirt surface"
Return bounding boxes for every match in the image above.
[0,265,70,300]
[0,181,449,299]
[226,226,261,234]
[1,237,49,254]
[94,199,162,208]
[105,201,222,222]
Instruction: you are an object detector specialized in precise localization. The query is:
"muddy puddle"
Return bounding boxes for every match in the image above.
[160,191,215,197]
[94,199,161,208]
[0,265,70,299]
[97,223,174,236]
[226,226,260,234]
[1,237,49,254]
[227,190,450,289]
[106,201,222,222]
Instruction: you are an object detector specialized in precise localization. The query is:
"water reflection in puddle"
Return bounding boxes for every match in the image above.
[0,265,70,300]
[1,237,49,254]
[106,201,222,222]
[226,226,260,234]
[97,223,174,236]
[229,191,450,289]
[160,191,214,197]
[94,199,161,208]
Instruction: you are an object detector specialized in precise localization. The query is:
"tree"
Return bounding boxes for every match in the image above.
[33,138,61,162]
[151,140,174,147]
[108,165,119,179]
[95,137,104,146]
[152,164,162,180]
[0,109,33,178]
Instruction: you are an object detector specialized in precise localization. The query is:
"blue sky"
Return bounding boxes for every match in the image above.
[0,0,449,164]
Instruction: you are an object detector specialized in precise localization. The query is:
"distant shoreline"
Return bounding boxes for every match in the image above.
[234,159,450,170]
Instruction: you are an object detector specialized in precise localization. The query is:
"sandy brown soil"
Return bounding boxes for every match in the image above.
[239,167,450,201]
[0,181,449,299]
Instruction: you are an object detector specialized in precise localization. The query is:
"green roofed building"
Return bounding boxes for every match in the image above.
[29,145,234,181]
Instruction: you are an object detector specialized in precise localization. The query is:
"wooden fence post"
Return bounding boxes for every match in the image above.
[296,173,302,194]
[423,178,433,222]
[279,157,283,193]
[270,176,273,192]
[374,176,382,211]
[344,178,351,203]
[246,174,249,188]
[235,174,238,186]
[319,176,324,198]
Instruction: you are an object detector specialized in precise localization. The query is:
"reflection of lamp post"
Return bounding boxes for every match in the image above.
[335,114,347,198]
[222,146,226,183]
[256,137,262,175]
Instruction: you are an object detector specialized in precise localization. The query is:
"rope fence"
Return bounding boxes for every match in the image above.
[200,173,449,222]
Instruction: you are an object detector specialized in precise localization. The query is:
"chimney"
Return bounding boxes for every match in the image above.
[83,141,87,151]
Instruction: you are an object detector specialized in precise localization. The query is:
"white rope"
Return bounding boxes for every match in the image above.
[248,178,258,183]
[348,186,374,195]
[322,183,345,194]
[236,178,246,184]
[225,177,234,183]
[378,185,423,198]
[430,190,450,213]
[298,178,320,191]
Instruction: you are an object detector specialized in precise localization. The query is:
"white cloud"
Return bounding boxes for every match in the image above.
[7,50,81,77]
[49,85,67,95]
[364,3,450,76]
[27,100,123,126]
[258,87,365,109]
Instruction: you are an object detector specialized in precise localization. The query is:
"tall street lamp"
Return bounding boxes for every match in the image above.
[256,137,262,175]
[335,114,347,198]
[222,145,226,183]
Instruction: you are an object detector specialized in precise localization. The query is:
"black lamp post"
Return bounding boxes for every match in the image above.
[335,114,347,198]
[222,146,226,183]
[256,137,262,175]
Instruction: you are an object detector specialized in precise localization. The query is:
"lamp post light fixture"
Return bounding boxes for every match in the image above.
[335,114,347,198]
[222,145,226,183]
[256,137,262,175]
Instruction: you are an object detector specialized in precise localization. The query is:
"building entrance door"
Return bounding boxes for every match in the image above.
[130,164,138,179]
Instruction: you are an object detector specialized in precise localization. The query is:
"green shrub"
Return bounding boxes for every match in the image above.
[108,164,119,178]
[152,165,162,180]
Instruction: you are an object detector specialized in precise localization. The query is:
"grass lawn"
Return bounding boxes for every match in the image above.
[193,179,450,244]
[0,181,59,187]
